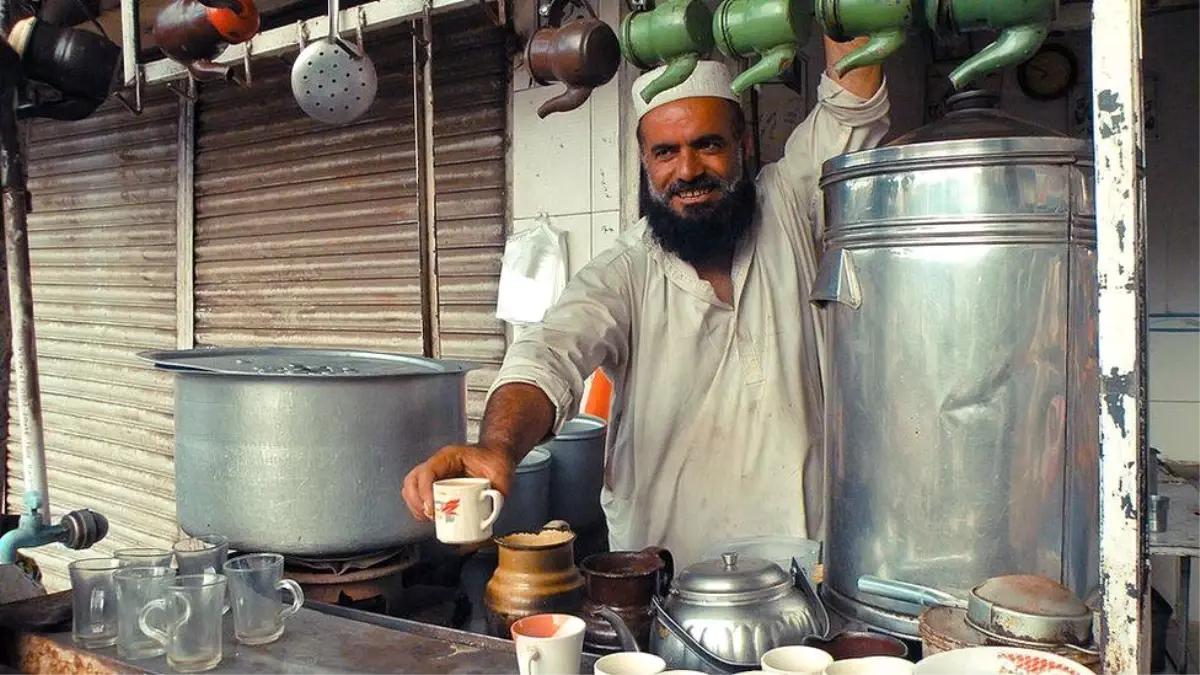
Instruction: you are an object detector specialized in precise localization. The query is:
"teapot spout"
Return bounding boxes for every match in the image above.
[186,59,236,82]
[537,85,594,118]
[729,44,795,94]
[832,29,906,77]
[948,23,1047,90]
[638,52,699,103]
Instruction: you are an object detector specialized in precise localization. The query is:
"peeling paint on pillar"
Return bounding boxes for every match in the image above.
[1091,0,1148,672]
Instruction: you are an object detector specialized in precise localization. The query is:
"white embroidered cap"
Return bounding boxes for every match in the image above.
[632,60,741,120]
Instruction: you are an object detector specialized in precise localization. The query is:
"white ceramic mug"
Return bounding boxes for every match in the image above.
[594,652,667,675]
[511,613,587,675]
[432,477,505,544]
[761,646,834,675]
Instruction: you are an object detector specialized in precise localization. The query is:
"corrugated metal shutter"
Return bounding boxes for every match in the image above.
[194,11,508,437]
[429,18,508,437]
[5,90,180,591]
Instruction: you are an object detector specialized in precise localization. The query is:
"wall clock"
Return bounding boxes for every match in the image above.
[1017,44,1079,101]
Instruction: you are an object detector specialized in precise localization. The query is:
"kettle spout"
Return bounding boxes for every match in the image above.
[948,23,1048,90]
[536,85,594,118]
[186,59,236,82]
[638,52,699,103]
[832,29,906,78]
[593,606,641,652]
[730,44,796,94]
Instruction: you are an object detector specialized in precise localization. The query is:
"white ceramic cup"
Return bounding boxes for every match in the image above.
[844,657,913,675]
[432,477,505,544]
[511,613,587,675]
[594,652,667,675]
[859,653,912,667]
[761,646,834,675]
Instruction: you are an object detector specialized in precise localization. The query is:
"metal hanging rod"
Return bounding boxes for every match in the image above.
[122,0,484,86]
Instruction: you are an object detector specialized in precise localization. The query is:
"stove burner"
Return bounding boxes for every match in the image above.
[285,546,418,616]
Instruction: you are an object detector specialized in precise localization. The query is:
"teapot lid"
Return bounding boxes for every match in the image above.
[886,90,1066,146]
[674,552,790,597]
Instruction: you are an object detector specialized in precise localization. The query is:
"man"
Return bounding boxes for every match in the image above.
[403,37,889,567]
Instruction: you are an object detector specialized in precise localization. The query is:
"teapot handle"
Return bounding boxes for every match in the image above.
[641,546,674,597]
[791,558,831,640]
[650,595,752,673]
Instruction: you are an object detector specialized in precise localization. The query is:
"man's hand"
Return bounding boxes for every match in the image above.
[401,444,517,522]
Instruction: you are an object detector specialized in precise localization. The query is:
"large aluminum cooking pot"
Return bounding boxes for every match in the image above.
[811,91,1099,637]
[139,347,475,557]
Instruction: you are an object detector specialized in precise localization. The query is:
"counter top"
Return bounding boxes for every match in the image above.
[1148,479,1199,557]
[11,601,599,674]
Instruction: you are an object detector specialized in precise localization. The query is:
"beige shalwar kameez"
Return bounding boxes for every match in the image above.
[490,74,891,567]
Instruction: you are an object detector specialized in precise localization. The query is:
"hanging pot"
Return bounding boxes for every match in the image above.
[152,0,260,81]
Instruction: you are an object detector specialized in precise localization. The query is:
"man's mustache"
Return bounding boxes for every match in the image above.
[663,174,729,200]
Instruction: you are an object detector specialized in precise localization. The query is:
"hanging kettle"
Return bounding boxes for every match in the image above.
[152,0,260,81]
[4,16,121,121]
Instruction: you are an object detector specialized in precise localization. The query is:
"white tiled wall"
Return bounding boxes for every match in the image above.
[509,0,624,279]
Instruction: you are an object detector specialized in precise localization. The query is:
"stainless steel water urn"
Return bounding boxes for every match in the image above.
[811,91,1099,637]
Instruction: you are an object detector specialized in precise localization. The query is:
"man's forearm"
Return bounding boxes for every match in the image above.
[478,382,556,465]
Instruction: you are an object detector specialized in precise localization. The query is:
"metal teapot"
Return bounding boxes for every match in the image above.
[814,0,914,77]
[712,0,811,94]
[650,553,829,672]
[925,0,1055,89]
[152,0,260,81]
[620,0,714,103]
[525,18,621,118]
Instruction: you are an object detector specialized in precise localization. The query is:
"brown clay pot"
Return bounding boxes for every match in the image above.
[484,522,586,639]
[580,546,673,652]
[151,0,259,82]
[524,18,620,118]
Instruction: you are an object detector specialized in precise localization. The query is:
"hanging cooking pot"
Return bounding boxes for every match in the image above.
[858,574,1097,655]
[152,0,260,81]
[649,553,828,672]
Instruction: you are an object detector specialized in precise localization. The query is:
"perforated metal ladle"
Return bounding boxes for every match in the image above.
[290,0,377,124]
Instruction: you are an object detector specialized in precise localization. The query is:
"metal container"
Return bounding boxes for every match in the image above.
[544,415,607,530]
[650,552,826,672]
[139,347,475,557]
[811,91,1100,637]
[493,447,552,536]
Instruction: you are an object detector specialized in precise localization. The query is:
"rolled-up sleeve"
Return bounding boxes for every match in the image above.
[488,245,635,434]
[763,73,891,238]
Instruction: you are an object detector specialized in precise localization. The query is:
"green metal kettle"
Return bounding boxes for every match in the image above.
[620,0,715,103]
[815,0,915,77]
[713,0,812,94]
[927,0,1056,89]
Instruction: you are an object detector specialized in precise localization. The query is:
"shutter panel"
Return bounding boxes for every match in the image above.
[195,11,508,436]
[431,17,508,437]
[6,91,180,591]
[194,31,423,352]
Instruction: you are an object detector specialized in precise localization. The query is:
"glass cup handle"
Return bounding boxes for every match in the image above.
[277,578,304,620]
[88,587,106,626]
[479,489,504,531]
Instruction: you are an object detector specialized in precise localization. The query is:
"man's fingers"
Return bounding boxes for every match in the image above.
[401,471,426,521]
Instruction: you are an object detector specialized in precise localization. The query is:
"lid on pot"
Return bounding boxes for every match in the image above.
[822,89,1090,180]
[966,574,1092,646]
[137,347,476,378]
[887,90,1064,145]
[673,552,790,597]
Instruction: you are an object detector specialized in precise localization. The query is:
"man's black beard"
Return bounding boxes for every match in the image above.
[640,170,757,268]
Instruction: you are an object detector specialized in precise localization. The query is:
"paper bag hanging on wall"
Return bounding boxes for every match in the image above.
[496,216,569,325]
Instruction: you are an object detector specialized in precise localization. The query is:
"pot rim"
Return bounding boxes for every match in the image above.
[580,551,666,579]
